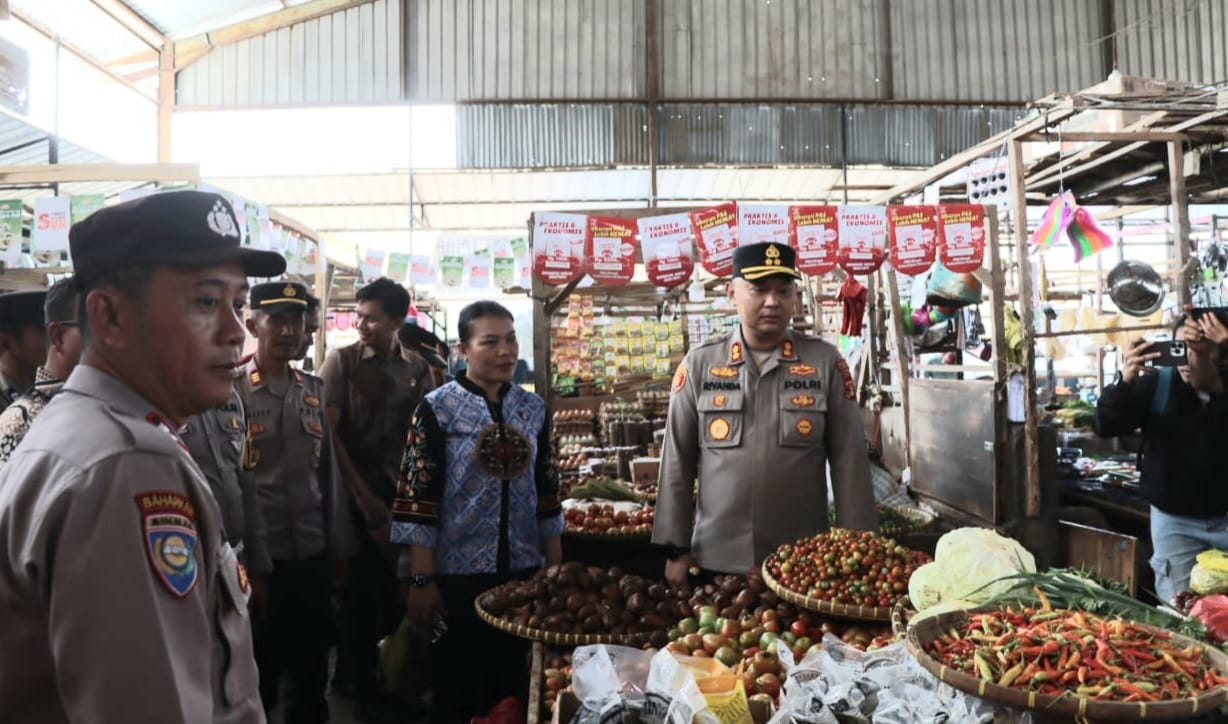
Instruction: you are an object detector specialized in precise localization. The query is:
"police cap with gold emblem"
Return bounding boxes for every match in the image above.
[397,322,448,369]
[731,242,801,282]
[69,190,286,287]
[250,281,310,315]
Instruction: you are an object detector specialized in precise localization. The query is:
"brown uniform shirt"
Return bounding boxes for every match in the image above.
[651,328,877,573]
[319,340,434,500]
[237,364,357,561]
[182,389,272,574]
[0,365,264,724]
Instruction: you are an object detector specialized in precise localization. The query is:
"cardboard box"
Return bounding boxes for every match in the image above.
[631,457,660,486]
[551,691,772,724]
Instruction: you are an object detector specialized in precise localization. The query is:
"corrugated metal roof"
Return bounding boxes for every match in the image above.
[1116,0,1228,85]
[890,0,1108,102]
[457,104,649,167]
[659,0,890,100]
[10,0,152,64]
[177,0,402,105]
[406,0,646,101]
[123,0,308,39]
[456,102,1024,168]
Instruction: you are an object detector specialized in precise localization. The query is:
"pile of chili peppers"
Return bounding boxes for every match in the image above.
[923,590,1228,703]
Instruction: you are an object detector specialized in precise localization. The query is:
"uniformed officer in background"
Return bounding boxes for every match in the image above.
[0,289,47,407]
[240,281,359,724]
[0,190,285,723]
[296,290,321,370]
[0,279,81,465]
[398,321,449,389]
[652,242,877,585]
[182,386,273,609]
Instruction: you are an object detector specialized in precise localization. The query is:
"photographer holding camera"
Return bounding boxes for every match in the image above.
[1095,314,1228,604]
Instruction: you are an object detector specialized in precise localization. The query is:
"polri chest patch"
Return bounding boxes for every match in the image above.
[135,490,199,598]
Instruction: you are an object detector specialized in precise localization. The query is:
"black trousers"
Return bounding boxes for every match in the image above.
[254,553,333,724]
[337,527,400,705]
[431,571,531,724]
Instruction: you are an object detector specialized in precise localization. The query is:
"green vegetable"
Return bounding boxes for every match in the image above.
[973,568,1208,641]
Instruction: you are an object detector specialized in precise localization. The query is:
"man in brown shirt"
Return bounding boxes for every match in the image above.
[319,277,433,719]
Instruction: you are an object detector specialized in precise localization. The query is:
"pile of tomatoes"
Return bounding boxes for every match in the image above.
[764,528,930,608]
[564,503,654,535]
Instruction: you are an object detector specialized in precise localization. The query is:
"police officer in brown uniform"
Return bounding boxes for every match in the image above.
[398,321,449,389]
[651,242,877,585]
[182,389,273,598]
[239,281,358,722]
[0,190,285,723]
[295,291,321,369]
[0,289,48,407]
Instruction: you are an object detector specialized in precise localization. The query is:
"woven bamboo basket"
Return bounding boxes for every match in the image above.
[906,608,1228,720]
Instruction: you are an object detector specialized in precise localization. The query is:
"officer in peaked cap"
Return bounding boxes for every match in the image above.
[239,280,357,722]
[652,241,877,585]
[0,289,48,408]
[0,190,284,723]
[296,290,322,366]
[397,322,449,388]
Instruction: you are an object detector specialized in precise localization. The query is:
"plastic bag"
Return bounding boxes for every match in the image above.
[640,649,750,724]
[571,644,654,700]
[1190,595,1228,644]
[1191,550,1228,595]
[925,264,983,309]
[379,615,430,700]
[768,634,1032,724]
[569,645,654,724]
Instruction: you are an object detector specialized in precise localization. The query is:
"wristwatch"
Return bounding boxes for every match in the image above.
[408,574,436,588]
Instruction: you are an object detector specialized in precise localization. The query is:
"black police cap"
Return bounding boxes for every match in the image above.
[397,322,448,368]
[0,290,46,331]
[250,281,309,315]
[69,190,285,285]
[731,242,801,282]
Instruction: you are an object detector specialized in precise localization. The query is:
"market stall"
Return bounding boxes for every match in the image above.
[0,162,359,369]
[864,75,1228,597]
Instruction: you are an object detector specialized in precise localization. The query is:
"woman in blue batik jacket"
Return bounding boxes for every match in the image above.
[391,300,562,723]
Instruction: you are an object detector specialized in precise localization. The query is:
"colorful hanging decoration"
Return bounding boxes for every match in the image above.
[1067,202,1115,262]
[1029,192,1075,251]
[1030,190,1114,262]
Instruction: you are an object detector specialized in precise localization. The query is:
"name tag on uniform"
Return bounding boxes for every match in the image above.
[703,380,741,391]
[784,363,821,391]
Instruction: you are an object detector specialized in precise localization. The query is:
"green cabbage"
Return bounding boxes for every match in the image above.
[909,527,1036,612]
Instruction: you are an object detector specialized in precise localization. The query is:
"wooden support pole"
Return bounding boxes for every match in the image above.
[1168,140,1192,306]
[882,267,911,469]
[532,273,552,402]
[1008,139,1042,518]
[315,262,333,370]
[158,48,174,163]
